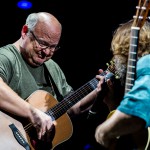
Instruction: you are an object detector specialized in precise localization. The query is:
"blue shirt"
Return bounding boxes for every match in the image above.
[117,54,150,127]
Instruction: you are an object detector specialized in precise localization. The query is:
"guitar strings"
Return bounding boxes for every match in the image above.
[45,62,119,119]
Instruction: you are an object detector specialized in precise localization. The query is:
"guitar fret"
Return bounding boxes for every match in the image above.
[131,26,140,30]
[126,83,134,86]
[126,77,135,81]
[130,44,137,47]
[128,58,136,61]
[128,65,135,68]
[89,79,98,89]
[130,52,137,54]
[127,71,135,74]
[131,35,138,39]
[47,111,55,121]
[125,89,131,92]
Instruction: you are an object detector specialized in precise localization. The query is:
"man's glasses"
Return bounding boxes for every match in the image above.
[30,31,60,51]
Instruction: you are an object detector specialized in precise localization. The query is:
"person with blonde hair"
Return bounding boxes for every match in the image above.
[95,19,150,149]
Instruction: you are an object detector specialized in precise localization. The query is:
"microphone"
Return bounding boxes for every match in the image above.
[87,72,114,119]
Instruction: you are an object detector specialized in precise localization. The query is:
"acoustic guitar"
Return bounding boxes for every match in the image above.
[0,62,119,150]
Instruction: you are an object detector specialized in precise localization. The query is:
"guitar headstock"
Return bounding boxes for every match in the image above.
[106,61,121,80]
[133,0,150,28]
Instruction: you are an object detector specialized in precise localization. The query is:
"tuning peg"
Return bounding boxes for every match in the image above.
[110,60,113,64]
[115,75,120,79]
[106,63,109,66]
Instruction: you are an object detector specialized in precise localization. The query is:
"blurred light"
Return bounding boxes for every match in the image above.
[84,144,94,150]
[17,0,32,9]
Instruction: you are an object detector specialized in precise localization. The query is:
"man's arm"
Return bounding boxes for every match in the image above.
[0,77,54,139]
[67,75,105,116]
[95,110,145,148]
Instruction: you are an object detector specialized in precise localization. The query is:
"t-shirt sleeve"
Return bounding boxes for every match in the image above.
[0,54,13,83]
[117,55,150,127]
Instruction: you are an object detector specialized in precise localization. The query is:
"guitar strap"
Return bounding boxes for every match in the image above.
[44,64,64,101]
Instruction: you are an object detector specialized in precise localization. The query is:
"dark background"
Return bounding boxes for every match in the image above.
[1,0,140,149]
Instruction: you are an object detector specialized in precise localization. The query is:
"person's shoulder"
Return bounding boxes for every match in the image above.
[138,54,150,66]
[0,44,10,51]
[0,44,17,54]
[0,44,19,61]
[137,54,150,76]
[139,54,150,61]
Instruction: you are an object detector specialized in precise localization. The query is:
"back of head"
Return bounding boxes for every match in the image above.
[111,19,150,58]
[110,19,150,86]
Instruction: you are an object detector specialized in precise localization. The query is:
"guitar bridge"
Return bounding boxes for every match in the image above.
[9,123,30,150]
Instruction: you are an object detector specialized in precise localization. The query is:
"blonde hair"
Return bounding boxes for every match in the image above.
[111,19,150,58]
[110,19,150,85]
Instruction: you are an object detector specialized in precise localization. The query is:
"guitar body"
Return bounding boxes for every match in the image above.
[0,63,119,149]
[0,90,73,150]
[0,111,33,150]
[26,90,73,150]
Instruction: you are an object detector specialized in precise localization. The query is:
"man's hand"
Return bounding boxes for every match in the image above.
[29,106,55,140]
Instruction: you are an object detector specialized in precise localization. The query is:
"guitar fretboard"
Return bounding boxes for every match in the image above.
[125,27,140,94]
[47,77,99,120]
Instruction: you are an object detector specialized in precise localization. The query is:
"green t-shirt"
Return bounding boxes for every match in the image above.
[0,44,73,101]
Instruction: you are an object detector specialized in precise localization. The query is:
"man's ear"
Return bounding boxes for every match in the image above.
[22,25,28,33]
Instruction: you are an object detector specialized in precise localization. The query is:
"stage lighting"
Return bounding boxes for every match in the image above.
[17,0,32,10]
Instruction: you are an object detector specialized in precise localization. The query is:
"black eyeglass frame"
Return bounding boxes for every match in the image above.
[30,31,60,51]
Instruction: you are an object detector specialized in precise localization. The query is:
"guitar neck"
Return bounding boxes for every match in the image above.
[47,77,98,120]
[124,27,140,94]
